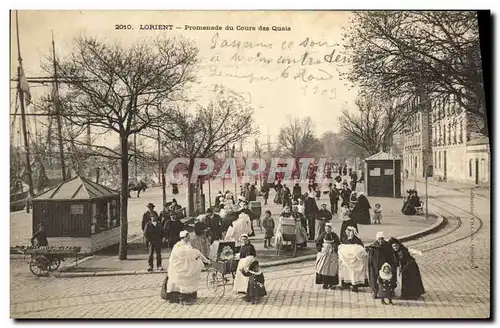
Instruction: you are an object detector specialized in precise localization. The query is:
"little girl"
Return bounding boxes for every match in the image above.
[373,203,382,224]
[241,260,267,304]
[378,263,396,305]
[261,210,275,248]
[339,204,350,221]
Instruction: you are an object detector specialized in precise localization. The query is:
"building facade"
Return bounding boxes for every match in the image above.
[401,94,489,185]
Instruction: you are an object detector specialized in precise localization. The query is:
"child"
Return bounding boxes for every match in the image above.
[378,263,396,305]
[261,210,275,248]
[241,260,267,304]
[373,203,382,224]
[339,204,350,221]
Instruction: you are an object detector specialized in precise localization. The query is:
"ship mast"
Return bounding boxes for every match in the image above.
[15,10,34,197]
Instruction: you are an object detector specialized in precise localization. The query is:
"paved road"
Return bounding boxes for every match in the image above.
[10,182,490,318]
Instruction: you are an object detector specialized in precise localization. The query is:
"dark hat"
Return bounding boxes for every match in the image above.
[147,203,155,208]
[206,208,214,214]
[172,198,177,203]
[164,202,172,207]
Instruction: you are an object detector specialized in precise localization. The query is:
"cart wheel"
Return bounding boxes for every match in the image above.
[292,239,297,257]
[50,259,61,271]
[29,255,50,277]
[206,269,225,297]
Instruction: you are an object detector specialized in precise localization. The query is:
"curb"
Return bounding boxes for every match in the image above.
[52,214,445,278]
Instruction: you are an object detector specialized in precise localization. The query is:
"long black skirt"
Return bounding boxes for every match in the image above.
[166,291,197,303]
[400,261,425,299]
[315,273,339,286]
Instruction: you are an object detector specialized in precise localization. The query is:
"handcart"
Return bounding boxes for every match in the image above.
[275,217,297,257]
[206,241,239,297]
[11,246,81,277]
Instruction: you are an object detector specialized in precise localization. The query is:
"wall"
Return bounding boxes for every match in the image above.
[91,226,120,253]
[465,144,490,185]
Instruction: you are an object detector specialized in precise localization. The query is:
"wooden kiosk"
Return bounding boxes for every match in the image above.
[364,152,402,198]
[31,176,121,254]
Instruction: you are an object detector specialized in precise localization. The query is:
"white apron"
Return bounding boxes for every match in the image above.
[233,255,255,293]
[338,244,368,285]
[166,241,205,294]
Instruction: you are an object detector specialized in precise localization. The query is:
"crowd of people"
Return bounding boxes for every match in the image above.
[140,165,426,306]
[314,227,425,304]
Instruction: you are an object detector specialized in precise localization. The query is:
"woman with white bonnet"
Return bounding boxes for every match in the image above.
[190,214,210,258]
[165,230,210,305]
[233,234,257,294]
[314,222,340,290]
[338,226,369,292]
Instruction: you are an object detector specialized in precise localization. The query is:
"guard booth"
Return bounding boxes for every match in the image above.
[364,152,402,198]
[31,176,121,254]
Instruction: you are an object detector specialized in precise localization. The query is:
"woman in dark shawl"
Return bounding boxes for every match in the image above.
[351,192,371,225]
[389,237,425,300]
[366,232,397,298]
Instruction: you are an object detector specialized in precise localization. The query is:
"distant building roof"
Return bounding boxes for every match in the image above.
[467,137,490,146]
[34,176,119,201]
[365,151,398,161]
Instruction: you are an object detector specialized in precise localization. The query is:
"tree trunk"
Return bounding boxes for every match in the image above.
[187,158,195,216]
[161,164,166,206]
[118,134,129,260]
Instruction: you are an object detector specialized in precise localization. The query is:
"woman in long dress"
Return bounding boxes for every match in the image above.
[232,234,257,294]
[389,237,425,300]
[338,226,369,292]
[351,192,371,225]
[166,231,210,304]
[314,223,340,289]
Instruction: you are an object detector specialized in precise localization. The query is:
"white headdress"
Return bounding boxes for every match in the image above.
[179,230,188,238]
[376,231,384,239]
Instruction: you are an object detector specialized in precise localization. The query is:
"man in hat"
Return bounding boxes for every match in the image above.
[292,182,302,202]
[206,208,223,243]
[366,231,397,298]
[305,192,319,240]
[31,222,48,247]
[142,203,159,249]
[144,214,164,271]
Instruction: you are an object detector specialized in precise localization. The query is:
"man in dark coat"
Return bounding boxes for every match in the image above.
[144,216,163,271]
[163,215,184,249]
[366,232,397,298]
[206,208,223,243]
[292,182,302,202]
[328,184,340,215]
[248,184,257,202]
[142,203,159,249]
[282,185,292,209]
[340,184,352,207]
[261,183,270,205]
[304,193,319,240]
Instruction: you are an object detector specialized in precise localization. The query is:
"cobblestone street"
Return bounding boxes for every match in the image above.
[10,182,490,319]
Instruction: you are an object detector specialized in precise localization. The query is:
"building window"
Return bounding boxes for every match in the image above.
[443,125,446,145]
[469,159,473,177]
[481,159,486,181]
[459,122,463,143]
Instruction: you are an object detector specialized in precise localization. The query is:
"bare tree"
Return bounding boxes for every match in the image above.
[321,131,367,163]
[277,116,324,159]
[343,11,487,136]
[158,99,256,216]
[54,36,198,260]
[339,93,407,155]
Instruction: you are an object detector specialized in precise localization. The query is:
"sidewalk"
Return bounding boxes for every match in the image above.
[407,177,490,198]
[56,192,441,277]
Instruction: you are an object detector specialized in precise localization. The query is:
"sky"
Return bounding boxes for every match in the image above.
[10,10,359,152]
